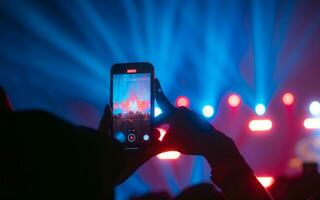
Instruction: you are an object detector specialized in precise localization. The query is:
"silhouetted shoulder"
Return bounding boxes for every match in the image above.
[0,110,120,199]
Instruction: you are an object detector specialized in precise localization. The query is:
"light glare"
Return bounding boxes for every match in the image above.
[309,101,320,116]
[228,94,241,107]
[157,128,167,141]
[304,118,320,129]
[202,105,214,118]
[157,151,181,159]
[176,96,190,108]
[154,107,162,117]
[257,176,275,188]
[255,104,266,116]
[249,119,273,132]
[282,93,294,106]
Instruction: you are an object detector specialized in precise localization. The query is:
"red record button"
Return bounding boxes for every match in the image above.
[127,134,136,142]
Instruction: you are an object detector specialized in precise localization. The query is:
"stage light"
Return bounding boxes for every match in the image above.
[282,92,294,106]
[309,101,320,116]
[176,96,190,108]
[249,119,273,131]
[304,118,320,129]
[154,107,162,117]
[202,105,214,118]
[228,94,241,107]
[255,104,266,116]
[257,176,275,188]
[157,151,181,159]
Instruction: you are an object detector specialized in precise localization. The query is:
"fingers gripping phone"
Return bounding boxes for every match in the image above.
[110,62,154,149]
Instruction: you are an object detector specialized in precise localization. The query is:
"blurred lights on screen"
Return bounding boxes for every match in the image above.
[176,96,190,108]
[249,119,273,132]
[202,105,214,118]
[255,104,266,116]
[282,92,295,106]
[154,107,162,117]
[309,101,320,116]
[257,176,275,188]
[228,94,241,107]
[157,151,181,159]
[288,157,302,169]
[304,118,320,129]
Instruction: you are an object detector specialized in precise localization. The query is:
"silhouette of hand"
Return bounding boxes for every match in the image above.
[98,105,162,185]
[154,79,238,162]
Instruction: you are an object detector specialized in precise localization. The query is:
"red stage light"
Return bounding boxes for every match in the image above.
[249,119,273,132]
[282,92,294,106]
[257,176,275,188]
[176,96,190,108]
[157,151,181,159]
[228,94,241,107]
[304,118,320,129]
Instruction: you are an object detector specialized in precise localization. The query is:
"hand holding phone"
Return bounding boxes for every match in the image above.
[110,62,154,149]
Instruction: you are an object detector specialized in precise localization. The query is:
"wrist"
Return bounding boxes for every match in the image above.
[200,132,249,171]
[201,133,239,161]
[200,134,254,186]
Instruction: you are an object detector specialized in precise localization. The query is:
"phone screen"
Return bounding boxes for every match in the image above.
[112,73,151,146]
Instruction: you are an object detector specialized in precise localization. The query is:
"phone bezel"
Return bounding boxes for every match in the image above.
[110,62,154,149]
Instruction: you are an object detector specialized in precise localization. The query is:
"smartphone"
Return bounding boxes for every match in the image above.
[110,62,154,149]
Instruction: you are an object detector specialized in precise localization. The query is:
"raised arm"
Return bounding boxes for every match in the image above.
[154,79,272,200]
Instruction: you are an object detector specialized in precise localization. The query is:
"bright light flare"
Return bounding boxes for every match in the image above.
[249,119,273,131]
[176,96,190,108]
[202,105,214,118]
[255,104,266,116]
[309,101,320,116]
[228,94,241,107]
[257,176,275,188]
[304,118,320,129]
[156,127,180,159]
[157,151,181,159]
[154,107,162,117]
[282,93,294,106]
[157,128,167,141]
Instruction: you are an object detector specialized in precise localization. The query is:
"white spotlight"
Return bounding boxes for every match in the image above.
[202,105,214,118]
[309,101,320,116]
[255,104,266,116]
